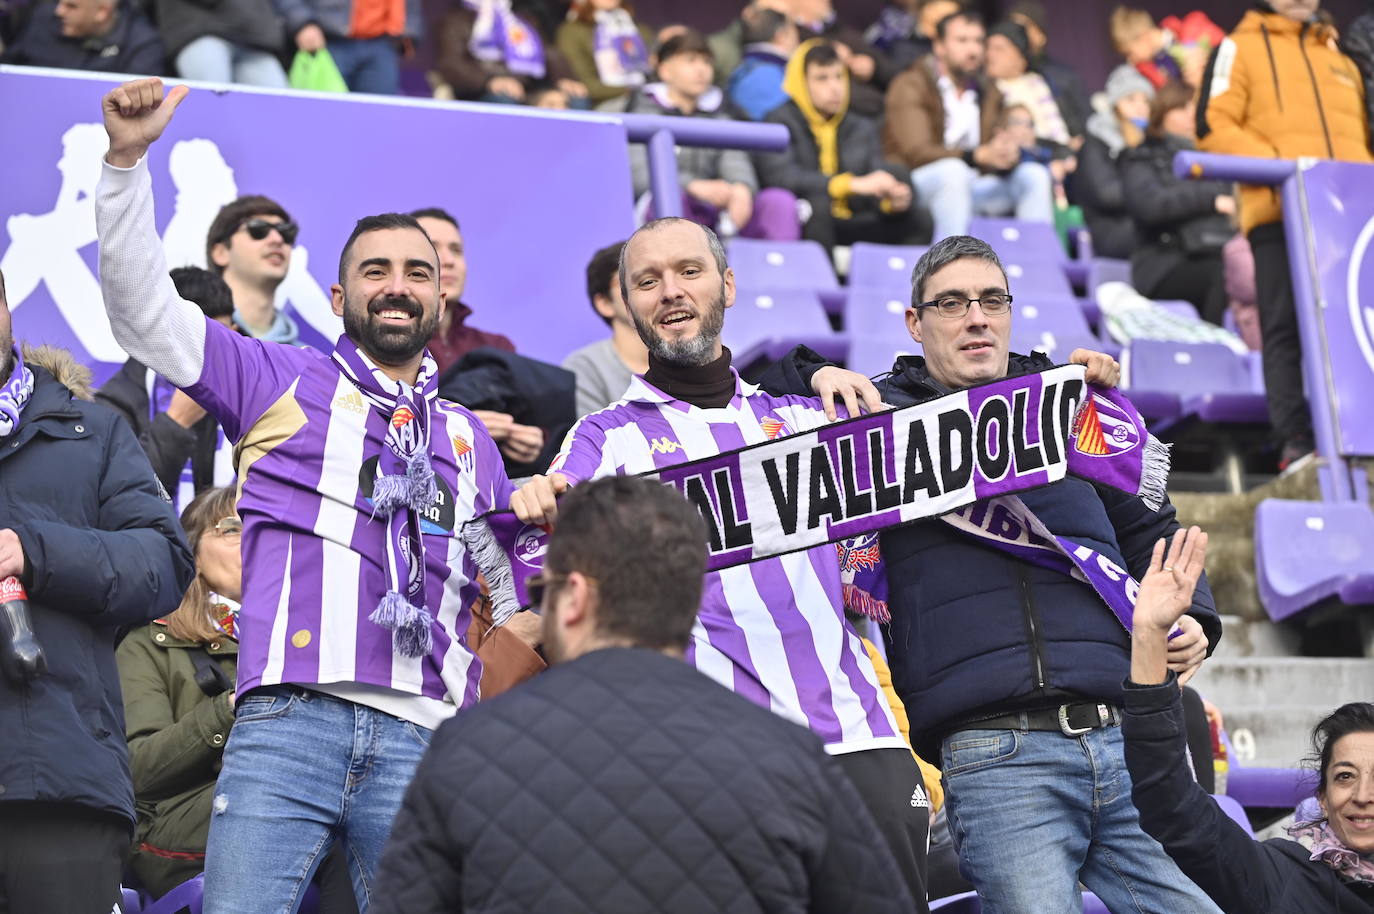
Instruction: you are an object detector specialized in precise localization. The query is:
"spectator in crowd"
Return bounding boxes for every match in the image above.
[984,20,1076,150]
[96,267,236,505]
[1110,6,1218,89]
[793,0,894,117]
[725,6,799,120]
[759,235,1223,914]
[998,102,1074,185]
[1123,525,1374,913]
[627,30,800,241]
[866,0,960,75]
[409,206,543,466]
[513,218,933,910]
[1120,80,1233,325]
[555,0,653,106]
[153,0,289,87]
[205,195,300,344]
[0,266,195,913]
[116,486,241,898]
[1077,64,1152,259]
[1,0,163,74]
[1198,0,1372,468]
[96,77,514,912]
[431,0,588,105]
[707,0,789,86]
[272,0,421,95]
[562,240,646,416]
[884,10,1054,241]
[373,475,914,914]
[1006,1,1089,143]
[756,40,925,251]
[1223,232,1262,350]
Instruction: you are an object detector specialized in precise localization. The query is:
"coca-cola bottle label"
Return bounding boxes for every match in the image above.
[0,576,26,603]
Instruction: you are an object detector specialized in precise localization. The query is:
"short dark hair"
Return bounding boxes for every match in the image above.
[910,234,1007,306]
[618,217,728,303]
[741,7,789,45]
[656,28,713,67]
[409,207,461,232]
[936,9,983,39]
[545,476,708,652]
[170,266,235,320]
[586,241,626,324]
[1147,79,1193,139]
[1310,702,1374,799]
[337,213,437,283]
[803,41,842,72]
[205,195,292,276]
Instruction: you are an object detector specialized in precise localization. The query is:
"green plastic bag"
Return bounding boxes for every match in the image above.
[289,49,349,93]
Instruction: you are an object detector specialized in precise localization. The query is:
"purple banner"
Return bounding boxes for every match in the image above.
[0,67,635,384]
[1294,160,1374,457]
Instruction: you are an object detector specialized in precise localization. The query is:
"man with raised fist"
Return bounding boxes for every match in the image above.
[95,78,513,912]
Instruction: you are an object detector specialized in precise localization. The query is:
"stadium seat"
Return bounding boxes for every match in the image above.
[1122,340,1268,425]
[723,288,845,366]
[970,217,1066,263]
[1087,258,1132,297]
[1002,259,1075,299]
[848,242,927,293]
[1254,498,1374,622]
[1225,765,1319,810]
[1008,297,1103,363]
[847,335,918,378]
[1213,793,1257,837]
[142,874,203,914]
[844,287,911,340]
[725,238,845,315]
[121,887,143,914]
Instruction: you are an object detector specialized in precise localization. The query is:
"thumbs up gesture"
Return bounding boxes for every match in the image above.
[102,78,190,168]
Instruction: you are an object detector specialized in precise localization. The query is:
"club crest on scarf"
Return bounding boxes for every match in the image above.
[514,523,550,567]
[0,347,36,440]
[1073,393,1142,458]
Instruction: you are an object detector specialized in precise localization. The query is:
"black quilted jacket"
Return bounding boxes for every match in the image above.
[371,647,913,914]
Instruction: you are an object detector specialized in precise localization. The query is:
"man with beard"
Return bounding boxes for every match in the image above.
[93,77,513,913]
[512,217,934,911]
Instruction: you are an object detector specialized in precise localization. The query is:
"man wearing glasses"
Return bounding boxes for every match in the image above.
[205,195,302,344]
[763,234,1224,913]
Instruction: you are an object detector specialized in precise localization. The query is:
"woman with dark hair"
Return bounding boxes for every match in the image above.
[1122,526,1374,912]
[1118,80,1234,324]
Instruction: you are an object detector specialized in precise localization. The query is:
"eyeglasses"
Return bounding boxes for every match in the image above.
[915,294,1013,319]
[212,516,243,540]
[524,573,562,609]
[240,218,299,246]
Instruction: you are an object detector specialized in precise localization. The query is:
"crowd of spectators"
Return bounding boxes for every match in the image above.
[4,1,1374,912]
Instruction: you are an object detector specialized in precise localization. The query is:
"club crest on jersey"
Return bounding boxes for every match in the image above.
[1072,394,1141,458]
[451,433,475,472]
[760,417,789,440]
[649,437,683,455]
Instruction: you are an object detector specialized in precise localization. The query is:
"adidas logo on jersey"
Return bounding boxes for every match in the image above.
[648,437,682,455]
[910,785,929,809]
[333,390,367,415]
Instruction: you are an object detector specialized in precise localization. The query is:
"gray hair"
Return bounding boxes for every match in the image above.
[909,235,1008,308]
[619,218,729,303]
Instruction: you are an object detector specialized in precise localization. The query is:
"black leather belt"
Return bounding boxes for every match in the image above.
[960,702,1121,738]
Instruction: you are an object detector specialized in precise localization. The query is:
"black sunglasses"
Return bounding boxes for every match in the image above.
[241,218,299,246]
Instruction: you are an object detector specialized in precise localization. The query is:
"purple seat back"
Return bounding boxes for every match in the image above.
[1008,297,1099,362]
[1213,794,1256,837]
[1254,498,1374,621]
[723,288,843,364]
[849,242,927,293]
[970,217,1067,263]
[143,873,203,914]
[847,335,919,378]
[845,288,911,340]
[1088,257,1132,296]
[1124,340,1266,424]
[726,238,839,292]
[1003,258,1075,299]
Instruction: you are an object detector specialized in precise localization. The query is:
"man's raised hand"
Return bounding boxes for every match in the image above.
[102,78,189,168]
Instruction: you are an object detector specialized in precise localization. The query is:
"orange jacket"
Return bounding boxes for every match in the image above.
[1198,9,1371,233]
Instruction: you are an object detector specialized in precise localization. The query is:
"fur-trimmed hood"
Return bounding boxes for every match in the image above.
[22,343,94,401]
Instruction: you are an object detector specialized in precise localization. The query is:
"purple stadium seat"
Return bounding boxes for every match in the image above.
[1081,893,1112,914]
[1088,257,1132,296]
[723,288,844,366]
[143,874,203,914]
[1122,340,1268,425]
[847,335,919,377]
[930,891,980,911]
[1008,297,1103,363]
[1003,259,1075,299]
[121,887,143,914]
[1223,765,1319,813]
[725,238,844,315]
[848,242,927,293]
[1254,498,1374,622]
[1213,794,1256,837]
[970,217,1066,262]
[845,288,911,340]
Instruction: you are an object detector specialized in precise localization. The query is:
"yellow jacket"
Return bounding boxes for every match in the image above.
[1198,9,1371,233]
[862,638,944,813]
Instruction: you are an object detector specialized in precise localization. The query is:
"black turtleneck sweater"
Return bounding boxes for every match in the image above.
[642,348,736,409]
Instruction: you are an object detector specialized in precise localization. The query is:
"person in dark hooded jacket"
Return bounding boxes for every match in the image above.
[759,235,1225,914]
[756,39,927,251]
[1076,65,1152,259]
[0,268,195,913]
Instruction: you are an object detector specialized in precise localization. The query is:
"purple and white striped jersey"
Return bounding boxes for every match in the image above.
[95,159,512,717]
[550,373,904,754]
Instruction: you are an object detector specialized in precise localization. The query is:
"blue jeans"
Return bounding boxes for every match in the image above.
[326,37,401,95]
[911,157,1054,241]
[203,686,432,913]
[940,721,1222,914]
[176,35,289,88]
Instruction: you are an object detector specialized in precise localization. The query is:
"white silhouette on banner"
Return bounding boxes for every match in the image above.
[3,127,340,369]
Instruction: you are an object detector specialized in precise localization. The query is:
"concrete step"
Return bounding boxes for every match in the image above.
[1210,615,1301,659]
[1207,705,1329,769]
